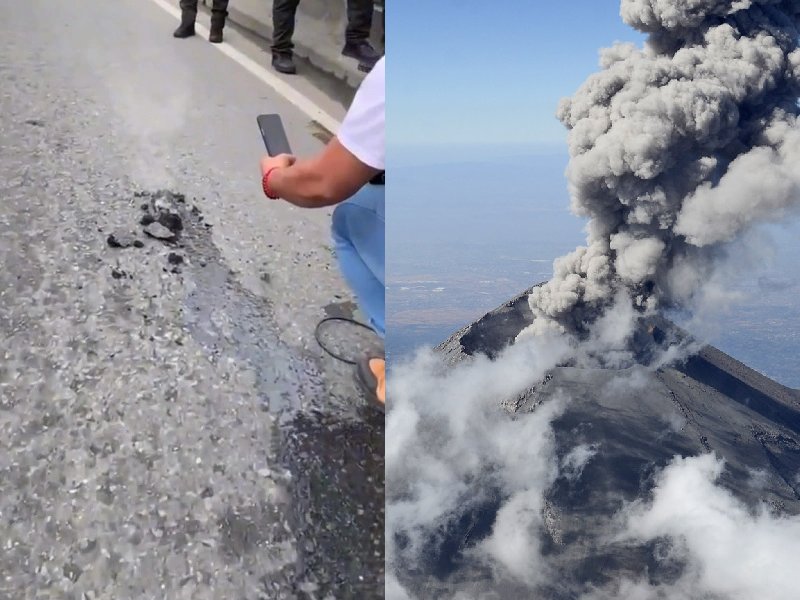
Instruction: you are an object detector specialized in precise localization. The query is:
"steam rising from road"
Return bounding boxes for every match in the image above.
[523,0,800,337]
[102,57,191,188]
[388,1,800,598]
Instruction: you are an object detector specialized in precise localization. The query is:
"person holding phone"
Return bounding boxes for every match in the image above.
[259,57,385,412]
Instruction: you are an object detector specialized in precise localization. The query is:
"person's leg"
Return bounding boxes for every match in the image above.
[331,184,385,338]
[333,184,385,410]
[342,0,379,68]
[345,0,373,44]
[209,0,229,43]
[272,0,300,73]
[174,0,198,38]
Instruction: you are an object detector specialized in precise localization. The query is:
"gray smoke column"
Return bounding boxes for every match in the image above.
[521,0,800,338]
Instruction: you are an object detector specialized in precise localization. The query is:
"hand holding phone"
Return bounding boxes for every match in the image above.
[260,154,295,175]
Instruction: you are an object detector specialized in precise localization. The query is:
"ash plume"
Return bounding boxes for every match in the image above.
[522,0,800,339]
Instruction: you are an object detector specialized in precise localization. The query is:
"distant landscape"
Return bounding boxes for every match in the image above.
[387,146,582,358]
[388,145,800,389]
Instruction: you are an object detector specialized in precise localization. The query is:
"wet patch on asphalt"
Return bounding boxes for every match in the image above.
[278,409,385,596]
[119,190,386,597]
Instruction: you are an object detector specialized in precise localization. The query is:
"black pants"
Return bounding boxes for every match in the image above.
[179,0,229,14]
[272,0,373,55]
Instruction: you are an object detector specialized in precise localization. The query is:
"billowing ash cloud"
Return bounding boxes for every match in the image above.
[522,0,800,337]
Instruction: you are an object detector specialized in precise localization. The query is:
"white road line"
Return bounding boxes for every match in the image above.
[147,0,340,133]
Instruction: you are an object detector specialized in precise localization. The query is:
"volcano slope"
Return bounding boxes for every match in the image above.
[418,285,800,598]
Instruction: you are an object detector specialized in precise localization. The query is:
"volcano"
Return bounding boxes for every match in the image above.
[400,285,800,598]
[389,1,800,595]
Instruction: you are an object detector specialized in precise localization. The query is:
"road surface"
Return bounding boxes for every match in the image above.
[0,2,383,598]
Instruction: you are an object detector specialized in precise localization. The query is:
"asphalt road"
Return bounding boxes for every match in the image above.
[0,2,383,598]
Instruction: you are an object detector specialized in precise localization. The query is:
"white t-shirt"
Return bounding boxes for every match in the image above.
[337,57,385,171]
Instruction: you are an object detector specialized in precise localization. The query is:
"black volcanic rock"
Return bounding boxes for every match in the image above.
[157,211,182,233]
[106,231,143,249]
[138,190,184,240]
[413,285,800,598]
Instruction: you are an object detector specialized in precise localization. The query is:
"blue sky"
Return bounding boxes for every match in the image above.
[388,1,646,149]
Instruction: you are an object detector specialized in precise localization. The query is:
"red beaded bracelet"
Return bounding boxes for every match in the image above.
[262,168,280,199]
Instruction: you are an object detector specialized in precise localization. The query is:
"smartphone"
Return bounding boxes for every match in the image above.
[257,114,292,156]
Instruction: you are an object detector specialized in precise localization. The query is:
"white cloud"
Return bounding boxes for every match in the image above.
[584,454,800,600]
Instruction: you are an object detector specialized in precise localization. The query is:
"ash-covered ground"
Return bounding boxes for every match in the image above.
[0,2,383,599]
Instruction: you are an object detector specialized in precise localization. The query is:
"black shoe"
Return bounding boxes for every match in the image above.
[342,40,379,69]
[209,12,226,43]
[173,12,196,38]
[272,53,296,75]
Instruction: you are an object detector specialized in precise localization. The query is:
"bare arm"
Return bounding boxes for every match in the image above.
[262,138,380,208]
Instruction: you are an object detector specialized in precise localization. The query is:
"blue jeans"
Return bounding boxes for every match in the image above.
[331,183,385,338]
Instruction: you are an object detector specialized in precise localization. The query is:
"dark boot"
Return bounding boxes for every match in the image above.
[342,0,378,67]
[209,0,228,43]
[173,0,197,38]
[342,40,380,69]
[272,53,297,75]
